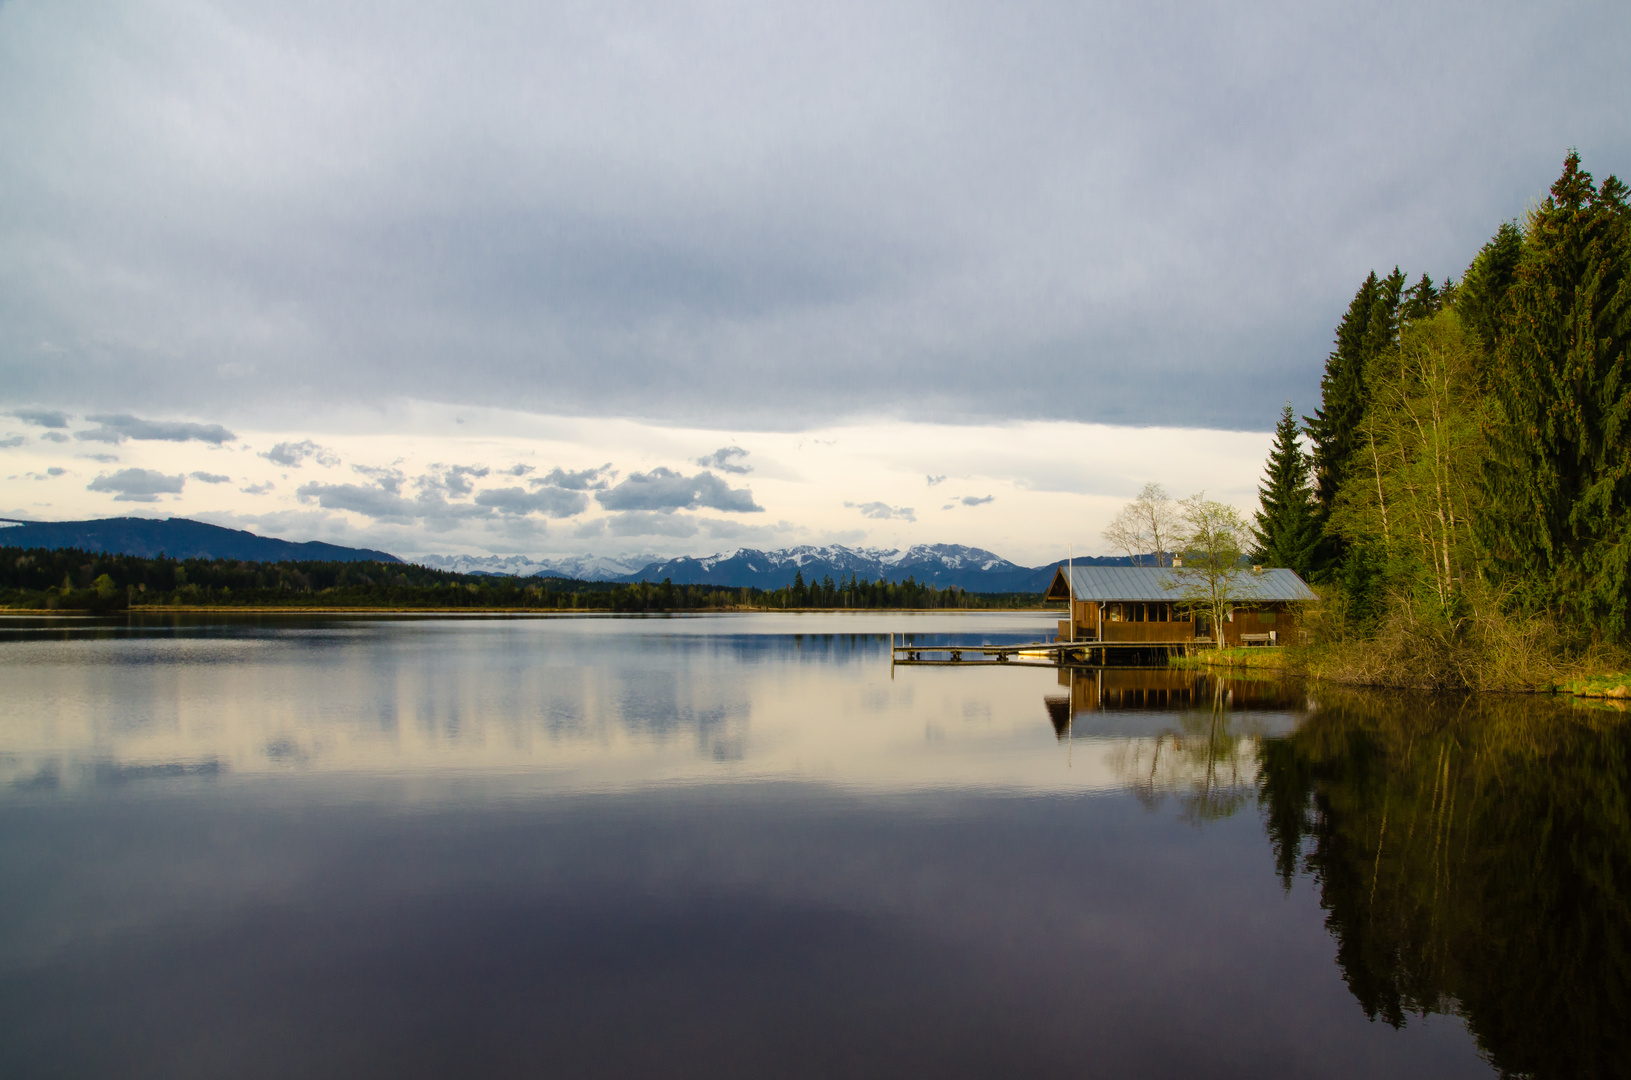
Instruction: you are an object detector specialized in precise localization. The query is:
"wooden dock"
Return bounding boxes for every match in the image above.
[889,633,1201,667]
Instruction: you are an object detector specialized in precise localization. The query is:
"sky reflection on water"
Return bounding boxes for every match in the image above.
[0,612,1592,1078]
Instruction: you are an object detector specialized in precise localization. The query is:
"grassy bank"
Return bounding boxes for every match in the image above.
[1170,646,1292,672]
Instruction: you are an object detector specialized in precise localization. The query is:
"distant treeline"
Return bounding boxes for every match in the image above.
[0,546,1045,612]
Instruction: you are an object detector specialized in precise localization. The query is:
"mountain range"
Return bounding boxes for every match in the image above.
[0,517,401,564]
[416,542,1142,592]
[1,517,1145,593]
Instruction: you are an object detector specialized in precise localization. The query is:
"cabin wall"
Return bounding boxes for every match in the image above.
[1214,604,1300,647]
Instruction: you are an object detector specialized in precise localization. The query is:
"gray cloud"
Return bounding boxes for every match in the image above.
[87,467,184,502]
[46,467,65,477]
[262,440,340,467]
[2,3,1625,432]
[297,483,414,520]
[434,464,489,496]
[539,464,615,491]
[13,409,68,428]
[41,431,70,443]
[846,500,915,523]
[76,414,236,445]
[79,452,119,463]
[241,481,275,495]
[960,495,994,506]
[500,463,534,477]
[605,511,701,538]
[189,471,232,483]
[695,446,751,474]
[472,486,588,517]
[351,464,406,495]
[926,475,946,487]
[596,468,762,513]
[0,435,23,448]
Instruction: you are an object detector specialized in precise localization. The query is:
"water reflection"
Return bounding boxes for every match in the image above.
[1259,688,1630,1080]
[0,613,1620,1078]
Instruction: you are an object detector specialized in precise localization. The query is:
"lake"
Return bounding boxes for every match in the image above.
[0,612,1623,1079]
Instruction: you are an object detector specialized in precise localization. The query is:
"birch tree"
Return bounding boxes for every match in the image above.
[1103,482,1181,566]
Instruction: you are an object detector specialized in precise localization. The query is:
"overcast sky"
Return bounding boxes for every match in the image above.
[2,0,1627,559]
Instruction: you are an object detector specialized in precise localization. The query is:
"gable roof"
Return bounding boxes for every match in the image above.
[1044,565,1317,603]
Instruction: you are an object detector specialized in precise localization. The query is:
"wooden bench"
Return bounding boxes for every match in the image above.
[1239,632,1277,646]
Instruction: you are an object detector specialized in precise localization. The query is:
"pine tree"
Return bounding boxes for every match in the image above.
[1481,152,1631,636]
[1456,221,1523,367]
[1306,269,1407,518]
[1251,403,1320,576]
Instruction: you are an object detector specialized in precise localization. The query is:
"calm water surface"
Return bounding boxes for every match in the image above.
[0,612,1624,1079]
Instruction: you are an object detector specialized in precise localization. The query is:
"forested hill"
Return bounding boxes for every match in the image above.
[0,517,401,564]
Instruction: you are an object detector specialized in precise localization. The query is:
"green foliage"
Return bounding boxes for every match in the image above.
[1250,403,1319,576]
[1480,151,1631,638]
[1331,309,1485,619]
[1298,152,1631,665]
[1171,494,1251,649]
[1456,221,1523,364]
[1307,268,1407,526]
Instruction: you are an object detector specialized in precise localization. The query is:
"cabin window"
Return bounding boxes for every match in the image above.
[1131,603,1144,622]
[1259,611,1276,624]
[1107,603,1122,621]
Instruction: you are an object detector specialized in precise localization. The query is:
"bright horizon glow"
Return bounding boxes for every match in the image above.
[0,401,1273,565]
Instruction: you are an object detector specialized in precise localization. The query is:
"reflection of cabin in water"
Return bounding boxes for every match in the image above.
[1043,668,1307,737]
[1043,566,1317,648]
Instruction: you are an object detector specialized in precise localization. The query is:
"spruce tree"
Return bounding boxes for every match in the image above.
[1252,403,1320,577]
[1306,269,1407,518]
[1481,151,1631,637]
[1456,221,1523,367]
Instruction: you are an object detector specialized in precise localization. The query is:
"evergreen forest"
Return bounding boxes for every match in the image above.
[0,545,1042,613]
[1250,151,1630,686]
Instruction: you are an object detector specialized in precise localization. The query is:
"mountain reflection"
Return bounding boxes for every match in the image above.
[1257,689,1630,1080]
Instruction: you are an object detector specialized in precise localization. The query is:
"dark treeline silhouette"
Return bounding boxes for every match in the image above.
[1256,690,1630,1079]
[0,546,1043,612]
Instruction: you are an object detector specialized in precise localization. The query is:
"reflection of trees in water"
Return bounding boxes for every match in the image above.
[1257,689,1630,1080]
[1109,680,1263,823]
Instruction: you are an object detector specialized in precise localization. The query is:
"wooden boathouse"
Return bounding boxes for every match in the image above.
[1043,565,1317,650]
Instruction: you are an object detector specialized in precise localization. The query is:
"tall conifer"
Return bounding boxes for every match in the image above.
[1252,403,1320,576]
[1307,269,1407,516]
[1481,152,1631,636]
[1456,222,1523,367]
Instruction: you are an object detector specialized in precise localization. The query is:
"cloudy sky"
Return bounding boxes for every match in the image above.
[2,0,1627,563]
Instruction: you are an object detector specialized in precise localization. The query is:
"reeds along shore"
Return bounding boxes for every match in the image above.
[1181,592,1629,700]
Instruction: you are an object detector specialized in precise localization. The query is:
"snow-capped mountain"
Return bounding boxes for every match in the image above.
[616,543,1074,592]
[410,544,1147,592]
[406,552,657,581]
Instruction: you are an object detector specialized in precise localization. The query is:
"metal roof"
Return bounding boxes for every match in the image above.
[1047,565,1317,602]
